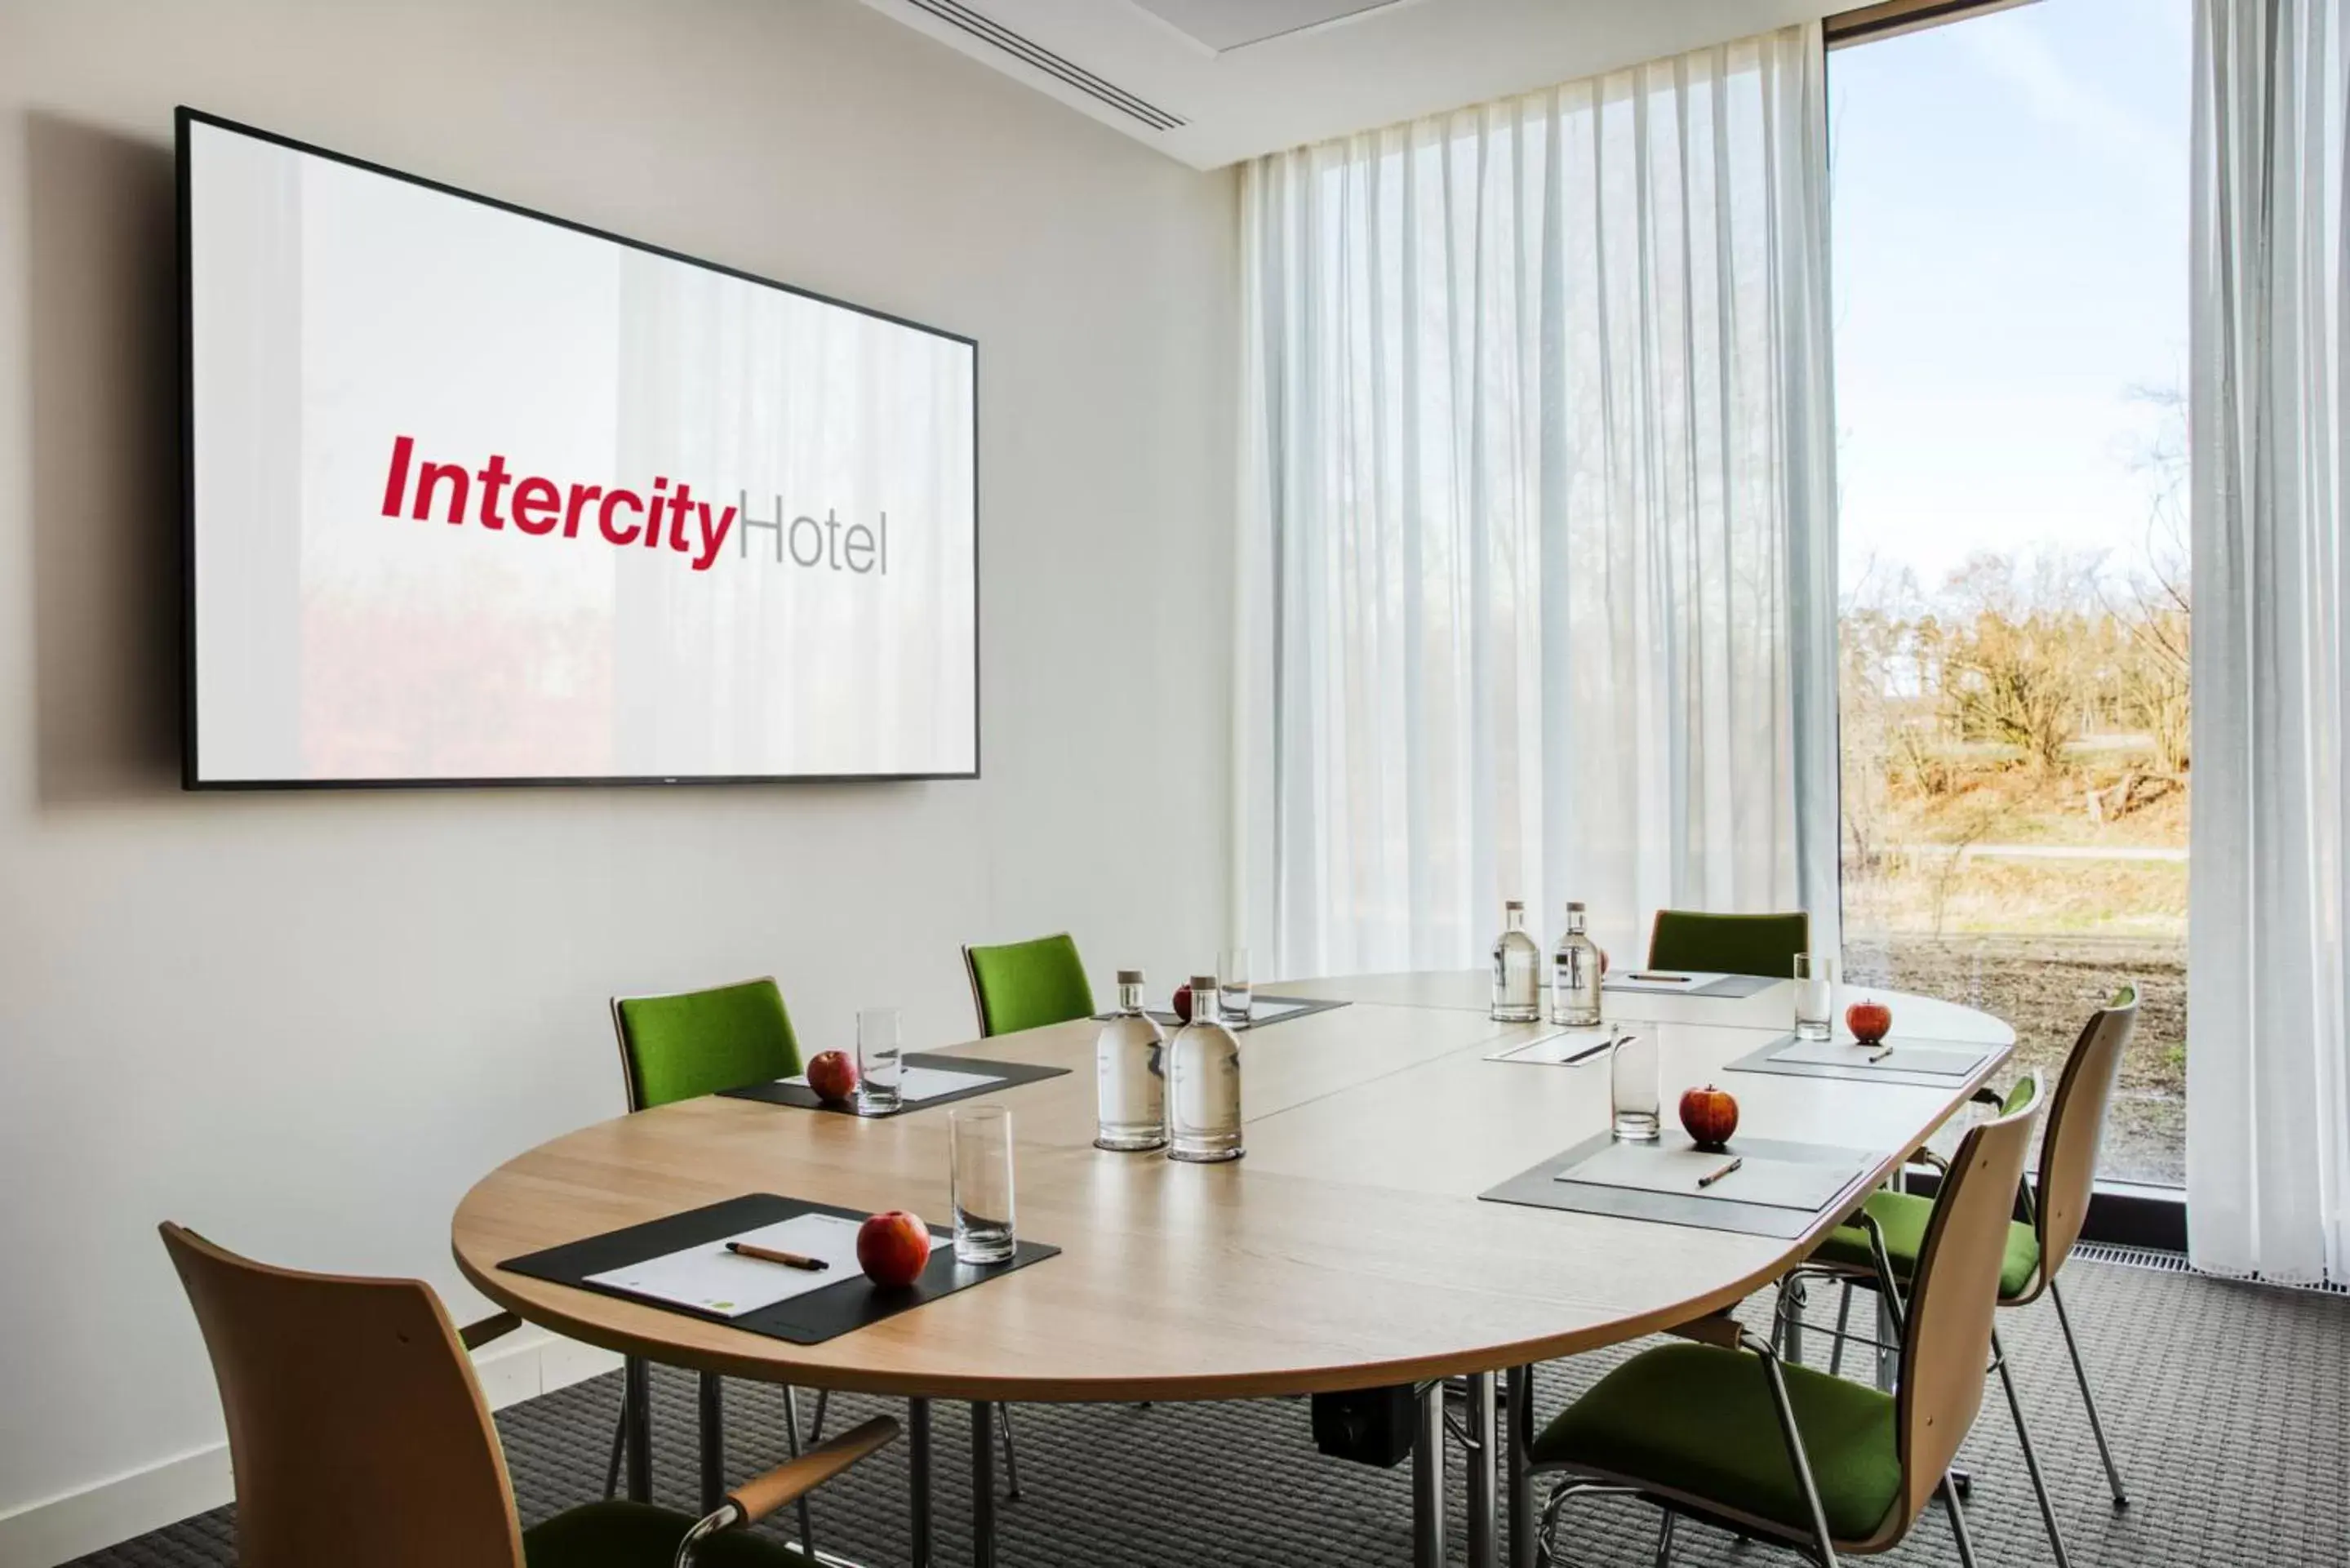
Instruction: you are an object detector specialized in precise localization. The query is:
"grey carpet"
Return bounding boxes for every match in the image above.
[70,1258,2348,1566]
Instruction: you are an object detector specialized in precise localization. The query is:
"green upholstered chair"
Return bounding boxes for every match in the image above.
[605,979,810,1526]
[1646,909,1813,979]
[160,1221,896,1568]
[1786,986,2141,1568]
[962,933,1096,1037]
[1522,1080,2043,1568]
[611,976,802,1113]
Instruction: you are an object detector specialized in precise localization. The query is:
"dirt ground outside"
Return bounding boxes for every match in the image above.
[1846,931,2184,1186]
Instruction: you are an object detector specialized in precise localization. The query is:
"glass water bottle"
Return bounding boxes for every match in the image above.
[1490,900,1542,1022]
[1551,900,1603,1027]
[1167,973,1244,1162]
[1610,1031,1660,1142]
[1095,969,1167,1152]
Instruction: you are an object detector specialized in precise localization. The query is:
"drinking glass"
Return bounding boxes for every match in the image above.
[1793,954,1836,1042]
[1609,1032,1659,1142]
[856,1006,903,1115]
[948,1104,1016,1264]
[1219,946,1254,1028]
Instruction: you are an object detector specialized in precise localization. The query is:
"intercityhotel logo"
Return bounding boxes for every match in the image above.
[377,435,895,576]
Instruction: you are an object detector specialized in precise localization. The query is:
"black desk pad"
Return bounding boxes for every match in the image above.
[1725,1031,2000,1088]
[1481,1131,1881,1238]
[1603,972,1779,999]
[1088,995,1350,1029]
[717,1053,1069,1114]
[501,1193,1059,1345]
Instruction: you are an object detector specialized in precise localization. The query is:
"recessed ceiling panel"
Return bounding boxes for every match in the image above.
[1126,0,1402,53]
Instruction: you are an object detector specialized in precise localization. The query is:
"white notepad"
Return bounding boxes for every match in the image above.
[779,1065,1004,1102]
[1602,970,1728,995]
[1557,1142,1868,1213]
[1491,1028,1617,1065]
[583,1212,946,1319]
[1771,1038,1988,1077]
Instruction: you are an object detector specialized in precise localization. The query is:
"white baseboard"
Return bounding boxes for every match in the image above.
[0,1330,623,1568]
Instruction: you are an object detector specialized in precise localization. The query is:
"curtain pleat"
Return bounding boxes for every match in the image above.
[2188,0,2350,1286]
[1239,24,1840,979]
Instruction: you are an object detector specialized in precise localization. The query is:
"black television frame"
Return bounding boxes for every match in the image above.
[177,106,981,791]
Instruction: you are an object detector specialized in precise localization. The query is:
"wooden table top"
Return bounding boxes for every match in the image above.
[451,974,2012,1402]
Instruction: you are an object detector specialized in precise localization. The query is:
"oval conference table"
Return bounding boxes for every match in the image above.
[453,971,2013,1568]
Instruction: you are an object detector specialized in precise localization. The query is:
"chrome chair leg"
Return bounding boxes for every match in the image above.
[2049,1277,2130,1507]
[1940,1471,1979,1568]
[1757,1346,1838,1567]
[1651,1508,1677,1566]
[1532,1478,1635,1568]
[783,1386,816,1558]
[996,1403,1024,1500]
[1991,1330,2072,1568]
[1827,1281,1854,1378]
[806,1386,830,1445]
[604,1394,629,1500]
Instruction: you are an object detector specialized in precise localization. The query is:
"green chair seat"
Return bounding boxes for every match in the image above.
[965,933,1095,1037]
[1813,1188,2042,1301]
[615,978,801,1109]
[525,1500,811,1567]
[1646,910,1811,979]
[1532,1343,1900,1542]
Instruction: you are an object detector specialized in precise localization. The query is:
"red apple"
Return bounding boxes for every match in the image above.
[806,1049,860,1103]
[1679,1084,1739,1149]
[1172,984,1193,1024]
[1846,999,1894,1045]
[856,1210,932,1288]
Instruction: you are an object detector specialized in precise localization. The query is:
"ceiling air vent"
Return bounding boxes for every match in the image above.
[903,0,1188,131]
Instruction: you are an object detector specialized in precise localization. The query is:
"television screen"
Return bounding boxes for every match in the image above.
[179,109,978,787]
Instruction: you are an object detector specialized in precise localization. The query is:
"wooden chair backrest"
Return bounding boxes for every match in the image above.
[160,1224,524,1568]
[2031,984,2138,1289]
[1894,1077,2042,1527]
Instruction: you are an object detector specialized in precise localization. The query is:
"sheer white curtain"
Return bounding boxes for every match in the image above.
[1236,24,1839,978]
[2188,0,2350,1286]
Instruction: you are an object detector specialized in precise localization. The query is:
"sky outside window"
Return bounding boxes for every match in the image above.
[1830,0,2192,598]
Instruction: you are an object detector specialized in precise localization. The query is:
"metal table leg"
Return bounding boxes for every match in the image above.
[971,1401,997,1568]
[908,1397,932,1568]
[698,1372,726,1513]
[623,1355,652,1503]
[1413,1382,1446,1568]
[1466,1371,1499,1568]
[1506,1366,1535,1568]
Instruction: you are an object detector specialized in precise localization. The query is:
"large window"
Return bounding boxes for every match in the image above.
[1830,0,2192,1184]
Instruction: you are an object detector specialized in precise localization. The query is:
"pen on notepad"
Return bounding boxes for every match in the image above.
[726,1242,829,1272]
[1866,1044,1896,1063]
[1695,1157,1744,1188]
[1624,972,1691,984]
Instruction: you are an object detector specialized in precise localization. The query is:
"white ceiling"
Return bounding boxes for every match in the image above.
[859,0,1845,171]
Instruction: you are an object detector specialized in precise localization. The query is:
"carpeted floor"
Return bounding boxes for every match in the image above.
[73,1255,2347,1566]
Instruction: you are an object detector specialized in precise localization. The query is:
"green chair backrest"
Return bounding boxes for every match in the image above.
[1646,909,1812,979]
[962,934,1095,1037]
[611,976,801,1110]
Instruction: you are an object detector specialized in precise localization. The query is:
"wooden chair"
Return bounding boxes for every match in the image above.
[1521,1079,2044,1567]
[1784,985,2140,1568]
[158,1222,896,1568]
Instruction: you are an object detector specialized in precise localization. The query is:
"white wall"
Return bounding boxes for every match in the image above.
[0,0,1237,1556]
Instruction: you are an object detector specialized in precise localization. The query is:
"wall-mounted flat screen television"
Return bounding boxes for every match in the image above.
[179,109,978,788]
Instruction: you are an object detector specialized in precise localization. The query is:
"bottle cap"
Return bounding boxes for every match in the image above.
[1189,974,1219,993]
[1505,899,1525,911]
[1116,968,1144,985]
[1567,900,1586,913]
